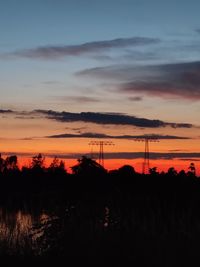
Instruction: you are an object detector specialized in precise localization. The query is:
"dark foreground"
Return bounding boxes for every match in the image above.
[0,157,199,266]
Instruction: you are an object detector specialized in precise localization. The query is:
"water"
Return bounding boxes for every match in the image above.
[0,207,57,256]
[0,200,197,265]
[0,205,113,256]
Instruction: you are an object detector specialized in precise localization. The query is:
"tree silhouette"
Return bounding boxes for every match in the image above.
[188,162,196,176]
[118,165,135,176]
[71,156,106,176]
[48,157,66,175]
[5,155,18,170]
[49,157,60,169]
[0,153,5,172]
[149,166,159,175]
[31,153,45,170]
[167,167,177,176]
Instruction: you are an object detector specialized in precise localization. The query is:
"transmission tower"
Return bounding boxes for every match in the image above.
[88,140,114,167]
[135,136,159,174]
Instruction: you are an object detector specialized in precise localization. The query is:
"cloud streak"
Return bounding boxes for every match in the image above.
[6,37,160,60]
[128,96,143,101]
[99,152,200,160]
[56,96,100,103]
[1,151,200,161]
[35,109,193,128]
[47,132,190,140]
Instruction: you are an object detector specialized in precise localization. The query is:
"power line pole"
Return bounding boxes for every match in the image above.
[88,140,114,167]
[135,136,159,174]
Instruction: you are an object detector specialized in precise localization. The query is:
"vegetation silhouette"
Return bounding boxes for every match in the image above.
[0,153,199,266]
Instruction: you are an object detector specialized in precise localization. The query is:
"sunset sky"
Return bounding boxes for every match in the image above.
[0,0,200,173]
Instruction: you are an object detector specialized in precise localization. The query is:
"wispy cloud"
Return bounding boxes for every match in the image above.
[35,109,193,128]
[100,152,200,160]
[103,152,200,160]
[178,158,200,161]
[42,80,62,85]
[5,37,160,60]
[56,96,100,103]
[78,61,200,100]
[128,96,143,101]
[47,132,190,140]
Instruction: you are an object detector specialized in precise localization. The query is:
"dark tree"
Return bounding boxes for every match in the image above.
[31,153,45,170]
[71,156,106,176]
[188,162,196,176]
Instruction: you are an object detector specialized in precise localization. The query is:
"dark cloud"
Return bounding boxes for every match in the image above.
[47,132,189,140]
[48,132,108,139]
[196,29,200,34]
[78,61,200,100]
[0,109,13,113]
[7,37,160,59]
[35,109,193,128]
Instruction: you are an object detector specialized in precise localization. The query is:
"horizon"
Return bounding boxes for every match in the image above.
[1,153,199,176]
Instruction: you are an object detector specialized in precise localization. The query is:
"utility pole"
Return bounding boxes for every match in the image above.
[88,140,114,167]
[135,136,159,174]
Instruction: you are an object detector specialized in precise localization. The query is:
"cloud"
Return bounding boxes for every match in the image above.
[6,37,160,59]
[35,109,193,128]
[47,132,189,140]
[48,132,108,139]
[78,61,200,100]
[0,109,13,113]
[1,151,200,161]
[56,96,100,103]
[128,96,143,101]
[14,115,38,120]
[42,80,62,85]
[178,158,200,161]
[99,152,200,160]
[196,29,200,34]
[168,149,188,152]
[66,126,87,132]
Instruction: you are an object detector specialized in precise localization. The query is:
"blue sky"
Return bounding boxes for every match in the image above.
[1,0,200,47]
[0,0,200,122]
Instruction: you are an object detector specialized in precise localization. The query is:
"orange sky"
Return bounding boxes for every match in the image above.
[0,112,199,175]
[15,156,199,176]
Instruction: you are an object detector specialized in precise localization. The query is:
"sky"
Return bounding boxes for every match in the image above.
[0,0,200,173]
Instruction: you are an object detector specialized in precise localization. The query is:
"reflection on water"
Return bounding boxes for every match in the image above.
[0,208,53,255]
[103,207,110,228]
[0,205,112,256]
